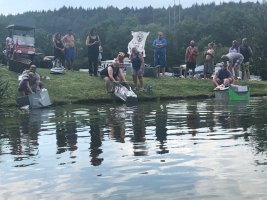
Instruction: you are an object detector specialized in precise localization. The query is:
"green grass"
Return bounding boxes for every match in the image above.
[1,65,267,108]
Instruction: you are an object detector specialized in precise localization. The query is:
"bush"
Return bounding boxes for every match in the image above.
[0,76,9,101]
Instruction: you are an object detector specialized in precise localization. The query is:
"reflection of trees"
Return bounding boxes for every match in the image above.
[246,100,267,154]
[88,107,103,166]
[186,103,200,136]
[131,105,147,156]
[155,104,169,154]
[106,106,126,143]
[55,110,78,154]
[0,110,43,162]
[214,101,251,131]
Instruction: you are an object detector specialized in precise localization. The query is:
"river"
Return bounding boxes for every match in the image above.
[0,97,266,200]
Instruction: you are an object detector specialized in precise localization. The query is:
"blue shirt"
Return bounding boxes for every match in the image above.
[152,38,167,53]
[217,68,231,81]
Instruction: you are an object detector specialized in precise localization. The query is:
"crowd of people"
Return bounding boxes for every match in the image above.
[12,27,253,96]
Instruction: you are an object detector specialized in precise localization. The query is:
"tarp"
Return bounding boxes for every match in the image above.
[16,89,52,109]
[127,31,149,57]
[28,90,52,108]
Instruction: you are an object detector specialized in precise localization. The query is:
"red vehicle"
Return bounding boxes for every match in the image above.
[6,24,36,73]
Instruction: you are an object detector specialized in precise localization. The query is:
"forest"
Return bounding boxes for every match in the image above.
[0,1,266,79]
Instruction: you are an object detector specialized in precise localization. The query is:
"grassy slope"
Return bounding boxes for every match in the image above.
[1,66,267,107]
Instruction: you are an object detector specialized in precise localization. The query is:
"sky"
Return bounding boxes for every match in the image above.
[0,0,259,16]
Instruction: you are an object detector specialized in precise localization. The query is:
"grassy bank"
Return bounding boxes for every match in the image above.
[1,65,267,107]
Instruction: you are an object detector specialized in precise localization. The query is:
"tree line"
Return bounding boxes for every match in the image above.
[0,2,266,79]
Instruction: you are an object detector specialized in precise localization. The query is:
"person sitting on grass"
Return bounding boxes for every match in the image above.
[100,57,127,93]
[18,71,34,96]
[212,58,233,89]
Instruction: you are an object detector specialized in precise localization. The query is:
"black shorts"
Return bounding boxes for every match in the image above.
[186,62,196,70]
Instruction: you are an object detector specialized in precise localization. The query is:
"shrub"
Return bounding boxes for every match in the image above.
[0,76,9,101]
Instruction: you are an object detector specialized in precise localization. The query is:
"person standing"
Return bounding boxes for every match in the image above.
[223,52,244,79]
[229,40,240,53]
[53,33,65,67]
[152,32,167,76]
[185,40,198,77]
[5,31,14,59]
[86,28,101,76]
[239,38,253,80]
[62,29,75,71]
[129,47,145,91]
[203,42,215,79]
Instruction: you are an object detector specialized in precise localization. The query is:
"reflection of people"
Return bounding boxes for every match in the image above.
[89,107,103,166]
[100,53,127,93]
[86,28,101,76]
[129,47,145,91]
[186,103,200,136]
[203,42,215,79]
[185,40,198,77]
[155,104,169,154]
[106,107,126,143]
[55,111,78,153]
[152,32,167,76]
[53,33,65,67]
[239,38,253,80]
[212,59,233,89]
[131,105,147,156]
[62,29,75,71]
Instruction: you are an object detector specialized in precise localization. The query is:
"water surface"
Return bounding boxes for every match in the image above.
[0,98,267,200]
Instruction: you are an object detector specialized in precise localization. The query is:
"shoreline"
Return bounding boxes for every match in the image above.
[1,67,267,109]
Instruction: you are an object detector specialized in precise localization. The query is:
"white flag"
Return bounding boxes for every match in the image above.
[128,31,149,57]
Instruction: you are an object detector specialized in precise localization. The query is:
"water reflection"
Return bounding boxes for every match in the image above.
[55,109,78,153]
[106,106,126,143]
[131,105,147,156]
[155,104,169,154]
[88,107,103,166]
[186,102,200,136]
[0,98,267,199]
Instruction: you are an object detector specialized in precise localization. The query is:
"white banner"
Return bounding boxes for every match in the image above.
[127,31,149,57]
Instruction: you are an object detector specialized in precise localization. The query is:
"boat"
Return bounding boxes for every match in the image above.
[50,66,65,74]
[214,85,250,101]
[16,89,52,109]
[50,59,65,74]
[110,83,138,105]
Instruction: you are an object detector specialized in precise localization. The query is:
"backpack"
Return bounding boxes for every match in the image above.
[131,53,142,69]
